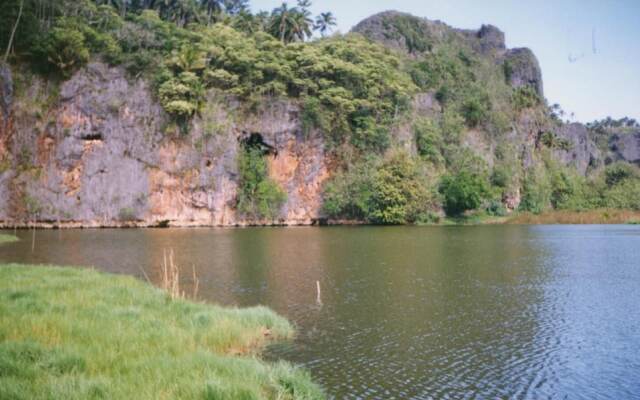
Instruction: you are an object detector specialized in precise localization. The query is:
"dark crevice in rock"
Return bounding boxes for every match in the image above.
[81,133,103,141]
[240,132,277,156]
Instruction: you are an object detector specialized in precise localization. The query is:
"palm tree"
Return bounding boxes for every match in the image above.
[224,0,249,15]
[170,45,207,73]
[200,0,223,25]
[314,12,335,37]
[269,3,296,43]
[291,10,312,42]
[297,0,312,9]
[253,10,270,32]
[232,9,258,34]
[268,2,315,43]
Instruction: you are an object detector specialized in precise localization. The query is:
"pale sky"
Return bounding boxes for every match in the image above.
[251,0,640,123]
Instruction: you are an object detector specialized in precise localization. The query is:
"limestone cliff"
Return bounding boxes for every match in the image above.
[1,11,638,227]
[0,62,329,227]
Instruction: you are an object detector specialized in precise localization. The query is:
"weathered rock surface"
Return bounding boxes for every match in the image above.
[352,11,543,96]
[504,48,544,97]
[0,62,329,227]
[608,130,640,165]
[352,11,508,57]
[474,24,506,54]
[554,123,600,175]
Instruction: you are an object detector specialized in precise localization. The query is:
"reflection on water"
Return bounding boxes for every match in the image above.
[1,225,639,399]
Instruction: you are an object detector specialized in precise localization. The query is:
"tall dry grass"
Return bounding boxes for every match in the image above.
[507,209,640,224]
[160,249,199,300]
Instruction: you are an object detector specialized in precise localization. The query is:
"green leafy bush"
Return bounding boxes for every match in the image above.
[512,86,540,110]
[383,14,432,53]
[368,152,434,224]
[237,147,286,220]
[604,162,638,187]
[38,23,90,76]
[439,171,488,216]
[602,179,640,210]
[461,90,491,127]
[519,168,551,214]
[323,152,438,224]
[414,118,444,164]
[490,166,511,188]
[157,71,204,119]
[549,167,586,209]
[539,131,572,151]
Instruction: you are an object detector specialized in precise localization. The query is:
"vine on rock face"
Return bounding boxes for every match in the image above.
[236,146,286,221]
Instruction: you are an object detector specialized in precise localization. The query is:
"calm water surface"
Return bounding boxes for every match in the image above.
[1,225,639,399]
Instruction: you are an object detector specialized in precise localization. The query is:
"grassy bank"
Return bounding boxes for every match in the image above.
[0,234,18,244]
[506,209,640,225]
[0,264,323,400]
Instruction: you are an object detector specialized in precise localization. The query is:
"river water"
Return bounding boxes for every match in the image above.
[1,225,639,399]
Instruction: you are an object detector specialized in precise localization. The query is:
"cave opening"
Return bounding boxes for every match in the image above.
[241,132,277,156]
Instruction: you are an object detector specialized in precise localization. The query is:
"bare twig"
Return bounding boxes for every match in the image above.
[4,0,24,63]
[192,264,199,299]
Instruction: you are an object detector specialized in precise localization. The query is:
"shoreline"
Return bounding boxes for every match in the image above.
[2,209,640,229]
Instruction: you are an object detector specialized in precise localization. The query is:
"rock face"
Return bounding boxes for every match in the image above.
[553,123,600,175]
[352,11,508,57]
[352,11,543,96]
[351,11,437,55]
[504,48,544,97]
[0,63,329,227]
[608,131,640,165]
[475,25,506,54]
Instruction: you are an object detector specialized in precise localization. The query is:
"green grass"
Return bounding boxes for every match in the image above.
[0,234,19,245]
[0,264,324,400]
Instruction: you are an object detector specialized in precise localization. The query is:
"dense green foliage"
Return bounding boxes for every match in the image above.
[519,158,640,214]
[2,0,412,153]
[409,45,512,132]
[323,152,439,224]
[383,13,432,53]
[439,171,488,216]
[0,264,324,399]
[237,146,286,220]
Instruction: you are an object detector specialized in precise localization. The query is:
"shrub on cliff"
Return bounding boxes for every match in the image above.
[237,147,286,220]
[604,162,639,187]
[324,152,439,224]
[368,152,436,224]
[439,171,489,216]
[512,86,540,110]
[602,179,640,210]
[157,71,204,119]
[414,117,444,164]
[33,22,90,77]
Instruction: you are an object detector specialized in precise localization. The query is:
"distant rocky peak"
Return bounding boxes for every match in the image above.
[351,11,543,96]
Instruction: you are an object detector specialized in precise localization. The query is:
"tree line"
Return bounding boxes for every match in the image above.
[1,0,337,60]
